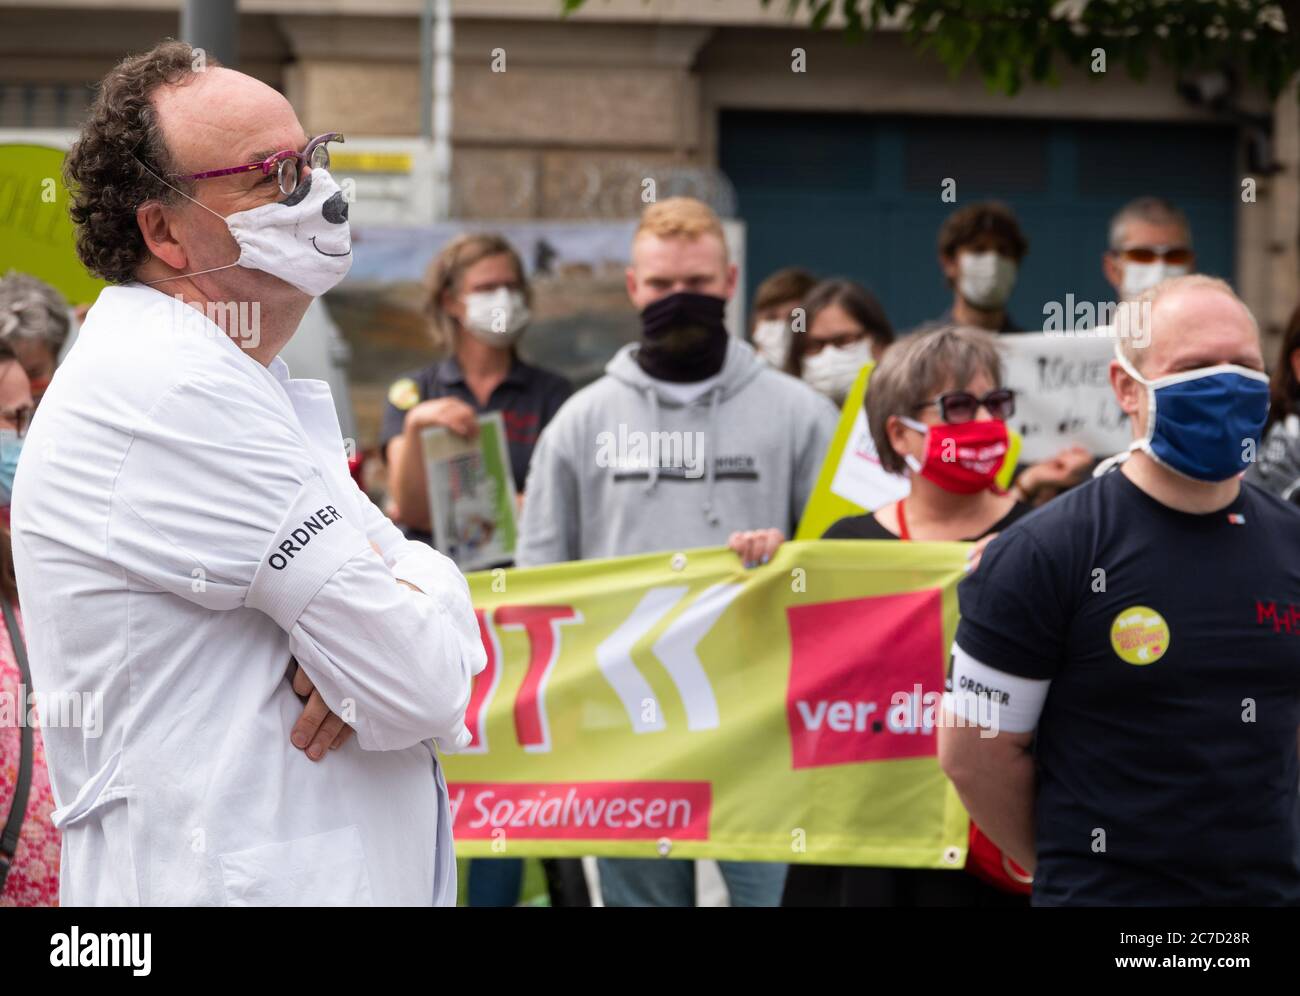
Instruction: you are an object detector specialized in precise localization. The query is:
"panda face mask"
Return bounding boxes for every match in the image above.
[141,165,353,297]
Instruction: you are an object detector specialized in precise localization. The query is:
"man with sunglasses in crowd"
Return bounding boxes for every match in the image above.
[11,41,484,905]
[940,275,1300,906]
[1012,196,1196,507]
[1102,196,1195,302]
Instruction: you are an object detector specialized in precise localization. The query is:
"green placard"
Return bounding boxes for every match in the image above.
[476,413,517,554]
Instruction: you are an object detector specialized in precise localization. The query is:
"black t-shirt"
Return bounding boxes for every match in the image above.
[380,355,572,545]
[824,500,1032,541]
[956,469,1300,906]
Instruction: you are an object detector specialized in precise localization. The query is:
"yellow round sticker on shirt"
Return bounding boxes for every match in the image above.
[1110,606,1171,665]
[388,377,420,411]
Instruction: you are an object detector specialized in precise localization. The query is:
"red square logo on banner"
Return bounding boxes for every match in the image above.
[786,589,946,770]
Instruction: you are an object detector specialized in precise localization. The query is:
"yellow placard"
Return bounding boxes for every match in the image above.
[329,151,413,174]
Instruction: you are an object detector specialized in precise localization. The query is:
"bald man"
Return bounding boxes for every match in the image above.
[12,42,483,905]
[938,275,1300,906]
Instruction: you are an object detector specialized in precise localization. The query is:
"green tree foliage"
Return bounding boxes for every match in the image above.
[562,0,1298,97]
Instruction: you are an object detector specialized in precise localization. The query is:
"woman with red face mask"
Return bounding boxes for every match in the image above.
[732,325,1032,907]
[826,324,1025,546]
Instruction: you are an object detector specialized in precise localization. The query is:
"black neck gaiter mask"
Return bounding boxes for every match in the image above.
[635,291,729,383]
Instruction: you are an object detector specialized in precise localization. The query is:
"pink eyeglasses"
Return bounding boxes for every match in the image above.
[176,133,344,196]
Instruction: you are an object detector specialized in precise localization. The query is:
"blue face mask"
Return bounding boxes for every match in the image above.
[0,429,22,505]
[1115,348,1270,482]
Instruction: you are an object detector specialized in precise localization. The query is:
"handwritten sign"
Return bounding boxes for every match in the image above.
[1000,332,1131,463]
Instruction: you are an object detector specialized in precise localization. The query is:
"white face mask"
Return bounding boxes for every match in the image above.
[752,319,790,368]
[801,339,873,404]
[958,251,1017,309]
[1120,259,1189,300]
[462,287,530,346]
[142,165,353,297]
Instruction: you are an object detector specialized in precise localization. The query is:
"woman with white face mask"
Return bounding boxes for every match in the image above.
[747,266,817,370]
[383,233,571,548]
[785,279,893,405]
[381,233,571,909]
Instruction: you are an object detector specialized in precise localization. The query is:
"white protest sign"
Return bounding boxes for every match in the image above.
[1000,331,1131,463]
[829,406,911,511]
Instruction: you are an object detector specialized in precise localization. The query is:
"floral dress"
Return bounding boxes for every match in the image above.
[0,605,60,906]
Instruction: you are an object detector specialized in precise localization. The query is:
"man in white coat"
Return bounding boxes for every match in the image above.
[10,41,485,905]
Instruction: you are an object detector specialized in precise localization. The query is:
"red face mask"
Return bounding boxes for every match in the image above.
[900,416,1009,494]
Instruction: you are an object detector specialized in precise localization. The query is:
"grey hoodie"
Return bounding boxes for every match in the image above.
[516,336,839,565]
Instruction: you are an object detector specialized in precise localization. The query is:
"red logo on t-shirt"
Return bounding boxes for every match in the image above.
[502,409,540,446]
[1256,599,1300,635]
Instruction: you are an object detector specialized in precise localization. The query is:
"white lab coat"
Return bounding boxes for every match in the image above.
[11,283,486,906]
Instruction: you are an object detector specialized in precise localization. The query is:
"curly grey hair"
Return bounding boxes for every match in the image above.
[0,271,71,356]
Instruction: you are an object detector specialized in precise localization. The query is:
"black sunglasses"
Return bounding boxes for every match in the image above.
[913,388,1015,424]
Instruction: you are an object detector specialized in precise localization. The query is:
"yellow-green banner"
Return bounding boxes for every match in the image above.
[447,540,971,867]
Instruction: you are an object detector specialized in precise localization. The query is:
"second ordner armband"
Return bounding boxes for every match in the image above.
[944,642,1051,734]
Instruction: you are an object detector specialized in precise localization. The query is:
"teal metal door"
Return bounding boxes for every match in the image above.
[720,110,1238,333]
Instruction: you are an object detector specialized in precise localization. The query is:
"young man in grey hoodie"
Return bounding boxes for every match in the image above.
[517,197,839,906]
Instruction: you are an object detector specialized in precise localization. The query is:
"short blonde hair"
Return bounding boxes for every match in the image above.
[634,197,727,258]
[1116,273,1256,371]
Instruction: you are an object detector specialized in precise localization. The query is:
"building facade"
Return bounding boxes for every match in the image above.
[2,0,1295,350]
